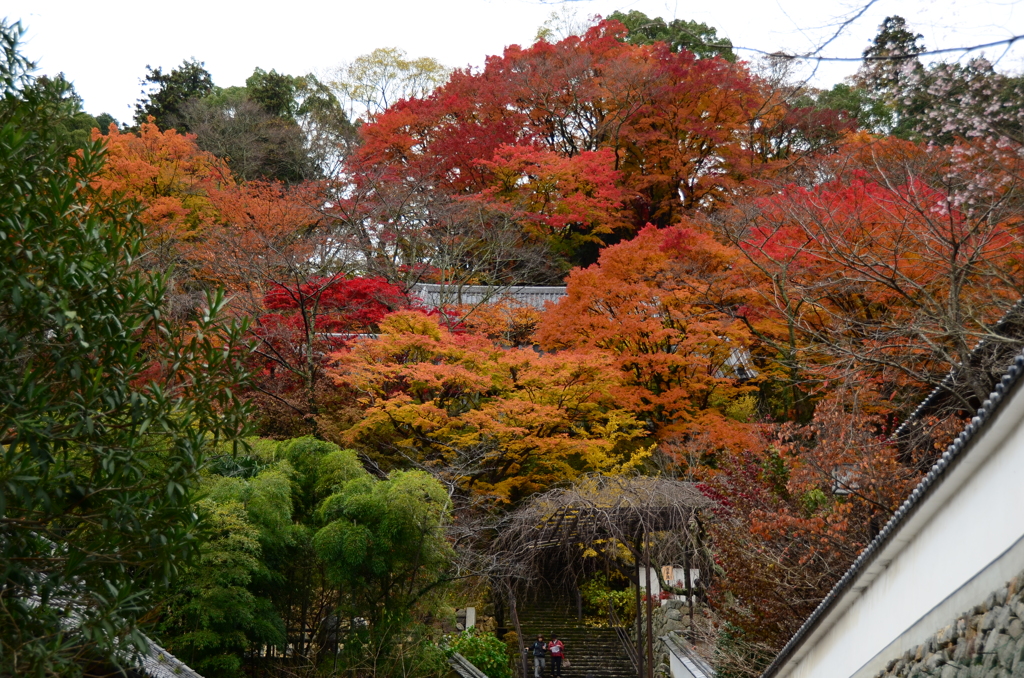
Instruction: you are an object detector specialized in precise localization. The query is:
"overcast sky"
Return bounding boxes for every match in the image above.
[5,0,1024,122]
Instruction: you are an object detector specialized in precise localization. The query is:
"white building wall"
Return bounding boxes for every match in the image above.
[638,567,701,601]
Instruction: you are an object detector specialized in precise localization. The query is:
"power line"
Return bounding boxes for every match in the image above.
[729,34,1024,62]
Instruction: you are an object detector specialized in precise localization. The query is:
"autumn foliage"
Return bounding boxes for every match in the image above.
[91,120,230,276]
[330,311,649,503]
[336,20,768,279]
[81,29,1024,677]
[537,222,766,449]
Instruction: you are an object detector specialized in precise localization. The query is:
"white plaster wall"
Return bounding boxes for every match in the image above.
[639,567,700,599]
[670,652,694,678]
[777,380,1024,678]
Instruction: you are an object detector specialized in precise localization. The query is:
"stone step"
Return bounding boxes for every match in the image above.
[515,608,638,678]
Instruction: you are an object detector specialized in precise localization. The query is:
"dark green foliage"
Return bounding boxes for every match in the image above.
[21,73,110,148]
[807,82,897,136]
[94,112,118,130]
[134,57,214,130]
[246,67,298,120]
[607,10,736,61]
[794,17,926,138]
[859,15,925,102]
[178,68,354,182]
[0,20,251,677]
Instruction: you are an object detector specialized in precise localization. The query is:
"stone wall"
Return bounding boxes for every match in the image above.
[873,568,1024,678]
[640,600,692,675]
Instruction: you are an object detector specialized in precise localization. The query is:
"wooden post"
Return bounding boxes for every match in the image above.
[684,546,694,642]
[510,592,529,678]
[644,537,655,678]
[634,560,645,678]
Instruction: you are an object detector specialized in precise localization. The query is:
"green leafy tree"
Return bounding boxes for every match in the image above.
[314,461,456,674]
[134,57,215,130]
[155,499,285,678]
[0,21,251,677]
[179,68,354,181]
[793,18,926,138]
[803,82,896,135]
[245,67,298,120]
[21,73,117,148]
[607,10,736,61]
[157,442,346,677]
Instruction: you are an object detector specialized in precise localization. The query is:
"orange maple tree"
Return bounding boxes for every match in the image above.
[536,222,771,452]
[328,311,649,503]
[91,121,230,276]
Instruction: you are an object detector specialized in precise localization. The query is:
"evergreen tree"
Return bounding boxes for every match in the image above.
[0,21,251,676]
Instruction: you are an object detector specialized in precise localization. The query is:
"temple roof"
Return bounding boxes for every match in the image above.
[411,283,567,310]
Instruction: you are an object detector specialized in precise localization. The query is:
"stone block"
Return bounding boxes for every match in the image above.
[666,608,683,622]
[1010,620,1024,640]
[1011,636,1024,671]
[1001,639,1018,668]
[954,638,970,664]
[940,665,959,678]
[997,606,1014,631]
[986,632,1010,656]
[662,619,684,635]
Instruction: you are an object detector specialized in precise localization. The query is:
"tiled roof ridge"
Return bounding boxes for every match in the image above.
[134,634,205,678]
[411,283,568,292]
[761,346,1024,678]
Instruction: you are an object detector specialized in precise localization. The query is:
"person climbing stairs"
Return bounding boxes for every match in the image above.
[515,595,636,678]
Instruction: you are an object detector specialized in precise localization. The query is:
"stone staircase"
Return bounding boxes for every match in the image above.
[514,596,637,678]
